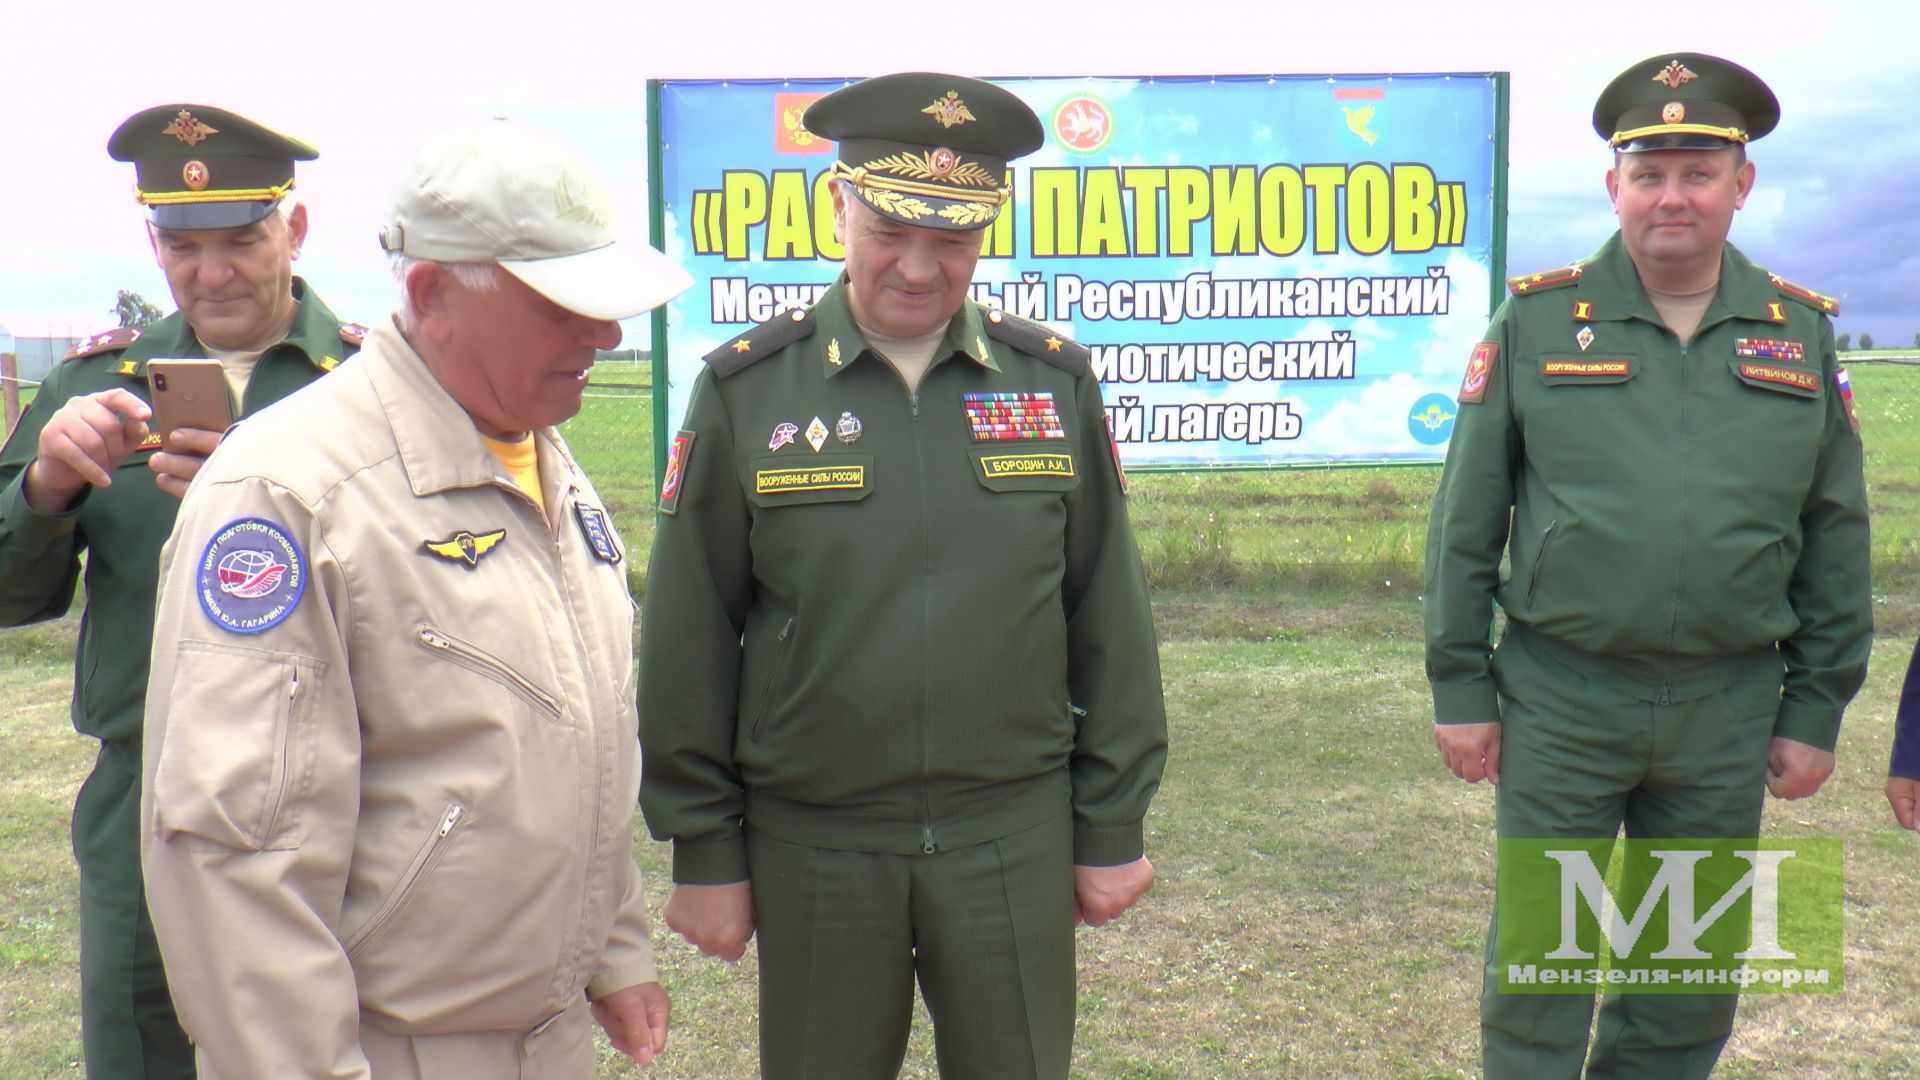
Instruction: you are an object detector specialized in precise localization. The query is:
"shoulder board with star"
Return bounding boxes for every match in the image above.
[981,307,1089,375]
[703,308,814,378]
[339,322,368,346]
[1768,274,1841,315]
[1506,263,1584,296]
[63,327,140,362]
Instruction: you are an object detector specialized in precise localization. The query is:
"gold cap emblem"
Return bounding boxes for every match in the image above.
[921,91,977,130]
[182,160,209,190]
[1662,102,1686,124]
[162,109,219,147]
[1650,60,1697,90]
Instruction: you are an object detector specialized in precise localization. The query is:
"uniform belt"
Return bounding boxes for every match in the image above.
[1505,621,1780,705]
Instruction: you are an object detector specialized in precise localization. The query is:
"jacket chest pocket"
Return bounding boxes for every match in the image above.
[746,451,874,508]
[415,626,564,725]
[968,447,1080,493]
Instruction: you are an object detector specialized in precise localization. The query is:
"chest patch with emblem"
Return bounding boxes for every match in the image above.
[962,391,1064,441]
[423,528,507,569]
[1733,338,1805,362]
[574,505,622,564]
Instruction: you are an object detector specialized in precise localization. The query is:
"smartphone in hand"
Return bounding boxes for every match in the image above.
[147,359,235,443]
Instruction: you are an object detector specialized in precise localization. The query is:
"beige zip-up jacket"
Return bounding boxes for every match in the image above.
[142,319,655,1079]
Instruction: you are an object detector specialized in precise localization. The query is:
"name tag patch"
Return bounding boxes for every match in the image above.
[755,465,866,494]
[979,453,1075,479]
[1739,363,1819,392]
[963,392,1064,441]
[1543,360,1631,378]
[1734,338,1805,362]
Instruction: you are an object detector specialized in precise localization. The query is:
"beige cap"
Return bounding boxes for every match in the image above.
[379,119,691,320]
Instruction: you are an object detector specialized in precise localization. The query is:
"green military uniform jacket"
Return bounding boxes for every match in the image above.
[640,278,1167,884]
[0,278,358,746]
[1424,235,1870,749]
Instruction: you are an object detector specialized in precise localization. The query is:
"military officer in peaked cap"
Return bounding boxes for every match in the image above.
[1424,53,1868,1078]
[640,73,1167,1079]
[0,104,359,1078]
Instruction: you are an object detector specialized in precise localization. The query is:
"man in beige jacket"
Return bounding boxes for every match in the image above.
[141,119,692,1079]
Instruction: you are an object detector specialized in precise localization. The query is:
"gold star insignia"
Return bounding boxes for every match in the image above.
[162,109,218,147]
[1044,336,1063,352]
[732,340,752,354]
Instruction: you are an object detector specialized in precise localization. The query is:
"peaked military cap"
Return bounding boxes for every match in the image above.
[1593,52,1779,153]
[805,72,1044,231]
[108,104,318,230]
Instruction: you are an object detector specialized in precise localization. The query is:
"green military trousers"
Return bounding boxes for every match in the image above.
[746,812,1077,1080]
[1480,626,1781,1080]
[73,743,194,1079]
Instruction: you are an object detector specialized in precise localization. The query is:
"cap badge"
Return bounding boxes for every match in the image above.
[805,416,829,452]
[182,160,210,191]
[769,421,799,451]
[554,173,612,228]
[1662,102,1686,124]
[922,90,978,130]
[863,150,996,189]
[836,411,863,444]
[162,109,219,147]
[1651,61,1698,90]
[929,147,957,176]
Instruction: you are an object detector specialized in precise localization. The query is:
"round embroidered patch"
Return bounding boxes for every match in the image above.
[196,517,306,634]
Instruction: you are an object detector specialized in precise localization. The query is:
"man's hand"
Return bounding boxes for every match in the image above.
[590,981,670,1064]
[1887,777,1920,831]
[1765,737,1835,800]
[22,390,151,514]
[1074,856,1153,928]
[1435,722,1501,785]
[149,426,224,500]
[663,881,755,962]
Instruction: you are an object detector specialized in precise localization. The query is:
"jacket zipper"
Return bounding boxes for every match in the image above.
[886,359,940,855]
[344,801,466,958]
[257,668,305,846]
[749,617,797,738]
[416,627,563,719]
[1665,336,1690,678]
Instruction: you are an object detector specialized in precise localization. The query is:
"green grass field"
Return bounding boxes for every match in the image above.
[4,364,1920,1076]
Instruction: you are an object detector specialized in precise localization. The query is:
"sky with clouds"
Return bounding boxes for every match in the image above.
[0,0,1911,349]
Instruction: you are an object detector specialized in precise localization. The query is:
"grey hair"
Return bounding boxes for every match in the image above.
[388,253,501,333]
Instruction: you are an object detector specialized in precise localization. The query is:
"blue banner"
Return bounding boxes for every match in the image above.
[656,74,1501,466]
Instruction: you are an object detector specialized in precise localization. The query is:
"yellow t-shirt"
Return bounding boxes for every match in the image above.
[482,434,543,511]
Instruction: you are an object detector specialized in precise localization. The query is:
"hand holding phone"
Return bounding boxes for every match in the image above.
[146,359,235,500]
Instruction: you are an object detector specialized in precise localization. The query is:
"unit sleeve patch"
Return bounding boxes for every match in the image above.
[659,430,694,515]
[1459,342,1498,404]
[196,517,307,634]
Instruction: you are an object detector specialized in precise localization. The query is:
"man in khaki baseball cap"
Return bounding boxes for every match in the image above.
[141,119,688,1078]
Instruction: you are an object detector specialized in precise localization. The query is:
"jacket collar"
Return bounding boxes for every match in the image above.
[812,275,1000,379]
[1572,233,1781,327]
[120,277,347,371]
[358,317,550,502]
